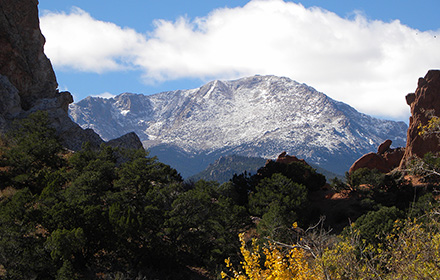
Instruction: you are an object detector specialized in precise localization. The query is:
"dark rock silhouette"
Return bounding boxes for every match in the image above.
[0,0,58,110]
[0,0,142,151]
[276,151,309,166]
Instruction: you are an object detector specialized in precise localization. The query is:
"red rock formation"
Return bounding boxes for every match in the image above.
[349,140,404,174]
[350,70,440,173]
[276,151,309,166]
[377,139,392,154]
[349,152,389,173]
[400,70,440,166]
[384,148,405,169]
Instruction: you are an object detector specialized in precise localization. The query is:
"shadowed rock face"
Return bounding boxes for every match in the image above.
[401,70,440,166]
[275,151,309,166]
[107,132,143,151]
[0,0,142,151]
[0,0,58,110]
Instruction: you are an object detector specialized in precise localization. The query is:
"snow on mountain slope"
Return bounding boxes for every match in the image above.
[69,75,407,175]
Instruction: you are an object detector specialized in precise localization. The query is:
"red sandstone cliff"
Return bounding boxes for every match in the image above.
[400,70,440,166]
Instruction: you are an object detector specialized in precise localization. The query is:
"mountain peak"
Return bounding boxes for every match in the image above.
[70,75,407,176]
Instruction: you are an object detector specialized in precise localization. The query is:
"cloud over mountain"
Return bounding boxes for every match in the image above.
[40,0,440,119]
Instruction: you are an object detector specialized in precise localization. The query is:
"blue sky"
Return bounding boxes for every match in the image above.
[38,0,440,121]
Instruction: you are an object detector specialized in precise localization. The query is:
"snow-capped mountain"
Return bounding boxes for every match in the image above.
[69,75,407,176]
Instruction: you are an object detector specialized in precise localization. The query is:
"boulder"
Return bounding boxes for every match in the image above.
[349,140,404,174]
[349,152,390,173]
[377,139,392,154]
[107,132,144,150]
[349,70,440,173]
[384,148,405,169]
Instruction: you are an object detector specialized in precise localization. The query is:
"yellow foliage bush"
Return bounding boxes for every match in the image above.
[223,209,440,280]
[385,215,440,279]
[222,232,321,280]
[320,211,440,279]
[319,225,388,279]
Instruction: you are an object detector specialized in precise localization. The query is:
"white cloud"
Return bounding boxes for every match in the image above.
[41,7,145,73]
[40,0,440,120]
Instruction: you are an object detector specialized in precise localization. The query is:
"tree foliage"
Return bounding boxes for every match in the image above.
[249,173,307,239]
[228,159,325,241]
[223,203,440,280]
[0,111,64,193]
[320,207,440,279]
[0,111,248,279]
[4,111,440,279]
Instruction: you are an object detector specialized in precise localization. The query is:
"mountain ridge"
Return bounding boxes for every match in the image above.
[69,75,407,176]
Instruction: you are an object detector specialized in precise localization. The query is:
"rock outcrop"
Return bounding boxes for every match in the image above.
[350,70,440,173]
[276,151,309,166]
[349,140,404,173]
[107,132,143,150]
[377,139,392,154]
[400,70,440,166]
[0,0,142,151]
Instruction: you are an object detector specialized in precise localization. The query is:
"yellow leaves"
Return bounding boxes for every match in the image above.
[418,116,440,136]
[222,232,319,280]
[223,210,440,279]
[261,244,310,280]
[319,210,440,280]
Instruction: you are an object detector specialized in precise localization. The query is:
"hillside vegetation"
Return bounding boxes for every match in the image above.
[0,111,439,279]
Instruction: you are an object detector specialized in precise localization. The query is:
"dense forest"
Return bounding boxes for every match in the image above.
[1,111,439,279]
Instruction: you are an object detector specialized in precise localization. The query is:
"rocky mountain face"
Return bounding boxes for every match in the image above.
[70,75,407,176]
[0,0,142,151]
